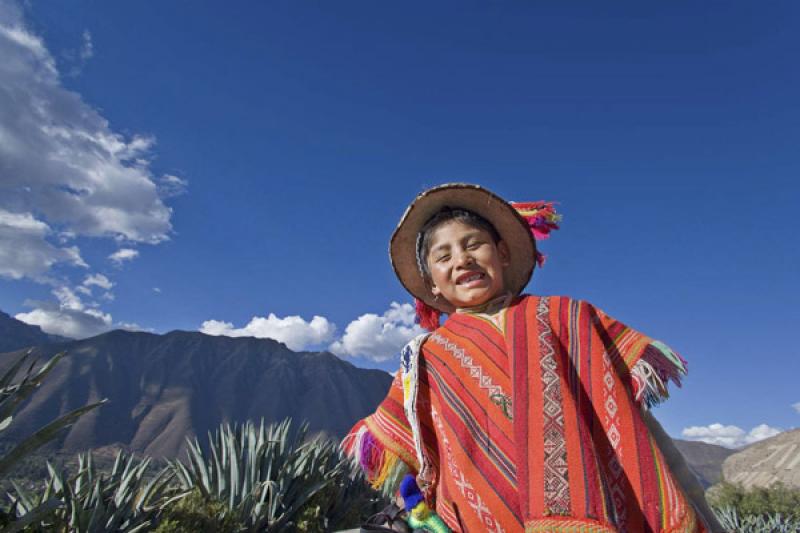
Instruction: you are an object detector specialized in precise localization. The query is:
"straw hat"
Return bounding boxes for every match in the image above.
[390,183,556,315]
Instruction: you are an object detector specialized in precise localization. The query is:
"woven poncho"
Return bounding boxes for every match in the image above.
[344,295,705,533]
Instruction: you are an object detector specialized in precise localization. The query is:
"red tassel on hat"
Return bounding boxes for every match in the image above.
[415,298,441,331]
[512,201,561,268]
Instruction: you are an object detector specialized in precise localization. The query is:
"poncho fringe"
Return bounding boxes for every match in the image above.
[630,341,688,409]
[342,421,410,496]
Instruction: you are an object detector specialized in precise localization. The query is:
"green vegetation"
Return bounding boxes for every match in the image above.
[0,351,385,531]
[3,418,385,532]
[164,418,384,532]
[10,451,172,532]
[153,489,244,533]
[709,482,800,532]
[0,352,105,531]
[6,349,800,531]
[2,389,385,532]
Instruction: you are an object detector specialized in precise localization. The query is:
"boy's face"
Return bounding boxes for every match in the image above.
[426,220,510,310]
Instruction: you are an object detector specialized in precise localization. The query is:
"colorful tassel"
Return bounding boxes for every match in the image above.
[342,423,410,496]
[512,201,561,268]
[630,342,688,409]
[400,474,452,532]
[511,201,562,241]
[415,298,441,331]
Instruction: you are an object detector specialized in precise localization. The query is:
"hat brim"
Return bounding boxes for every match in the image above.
[390,183,536,314]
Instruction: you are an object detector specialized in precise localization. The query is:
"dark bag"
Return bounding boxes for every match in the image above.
[360,504,411,532]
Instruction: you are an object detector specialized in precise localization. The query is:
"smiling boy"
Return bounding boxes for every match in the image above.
[345,184,719,532]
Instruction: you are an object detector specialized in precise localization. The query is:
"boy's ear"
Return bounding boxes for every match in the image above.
[430,284,441,297]
[498,240,511,267]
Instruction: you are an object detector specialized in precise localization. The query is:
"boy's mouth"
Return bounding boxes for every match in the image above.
[456,271,486,285]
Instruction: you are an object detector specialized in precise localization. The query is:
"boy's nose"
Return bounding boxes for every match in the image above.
[455,250,475,267]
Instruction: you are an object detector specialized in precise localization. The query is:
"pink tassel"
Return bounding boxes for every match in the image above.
[512,201,561,267]
[359,429,383,474]
[415,298,441,331]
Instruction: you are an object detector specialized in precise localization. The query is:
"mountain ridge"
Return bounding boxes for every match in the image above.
[0,310,747,488]
[0,326,392,459]
[671,439,737,488]
[0,309,70,352]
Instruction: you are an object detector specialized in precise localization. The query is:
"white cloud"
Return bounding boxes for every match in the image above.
[13,280,139,338]
[793,402,800,414]
[82,273,113,290]
[681,423,783,449]
[197,302,423,360]
[75,285,92,296]
[109,248,139,265]
[62,28,93,77]
[153,287,161,293]
[16,284,112,339]
[16,305,110,339]
[0,3,177,282]
[117,321,153,333]
[53,285,83,310]
[200,313,337,352]
[329,302,425,362]
[0,208,87,280]
[73,272,114,299]
[158,174,188,198]
[79,29,93,61]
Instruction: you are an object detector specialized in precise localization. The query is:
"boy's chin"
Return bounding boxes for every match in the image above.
[454,290,501,309]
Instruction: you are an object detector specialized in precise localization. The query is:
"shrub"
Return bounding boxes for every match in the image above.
[713,505,800,533]
[8,450,172,532]
[708,481,800,520]
[709,482,800,532]
[154,489,243,533]
[294,458,387,532]
[167,419,345,532]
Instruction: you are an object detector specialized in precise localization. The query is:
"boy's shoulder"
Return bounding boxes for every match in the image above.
[400,332,431,373]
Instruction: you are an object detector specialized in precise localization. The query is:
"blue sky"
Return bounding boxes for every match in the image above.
[0,0,798,446]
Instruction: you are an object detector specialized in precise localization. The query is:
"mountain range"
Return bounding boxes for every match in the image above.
[3,309,788,492]
[0,311,392,458]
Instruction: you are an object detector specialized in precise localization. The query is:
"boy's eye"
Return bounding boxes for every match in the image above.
[467,242,481,250]
[436,254,450,263]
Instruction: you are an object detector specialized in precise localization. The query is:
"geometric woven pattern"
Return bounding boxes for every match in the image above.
[432,407,506,533]
[430,331,512,419]
[537,296,572,516]
[602,349,627,529]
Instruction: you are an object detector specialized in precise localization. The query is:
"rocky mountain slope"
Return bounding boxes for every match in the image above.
[0,328,392,459]
[672,439,736,488]
[721,428,800,489]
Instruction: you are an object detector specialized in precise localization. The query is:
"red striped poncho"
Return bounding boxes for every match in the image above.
[343,295,705,533]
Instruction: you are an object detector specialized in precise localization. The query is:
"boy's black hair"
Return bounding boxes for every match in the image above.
[416,206,501,283]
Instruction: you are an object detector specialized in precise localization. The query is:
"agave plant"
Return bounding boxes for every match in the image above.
[713,505,800,533]
[0,351,105,532]
[296,457,387,532]
[8,450,173,532]
[167,418,346,532]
